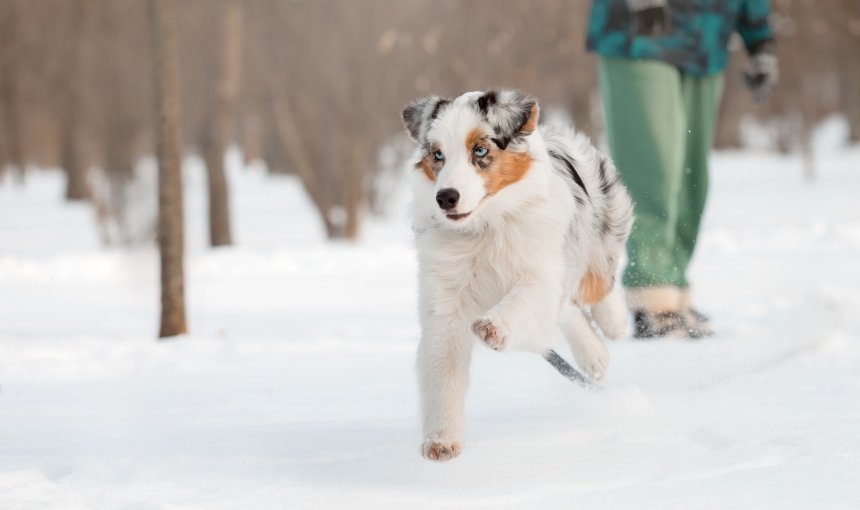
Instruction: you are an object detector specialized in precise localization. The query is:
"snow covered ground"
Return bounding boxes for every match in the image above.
[1,143,859,509]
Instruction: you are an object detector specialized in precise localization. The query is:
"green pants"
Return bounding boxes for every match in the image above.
[599,57,724,289]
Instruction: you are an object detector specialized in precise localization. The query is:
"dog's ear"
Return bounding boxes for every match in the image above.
[476,90,539,150]
[401,96,450,142]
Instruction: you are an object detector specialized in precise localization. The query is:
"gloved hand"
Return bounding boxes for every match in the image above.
[744,41,778,102]
[628,0,671,37]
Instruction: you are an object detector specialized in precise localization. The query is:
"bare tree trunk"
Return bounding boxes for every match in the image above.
[0,0,25,183]
[241,114,264,164]
[149,0,187,338]
[61,125,89,200]
[839,0,860,144]
[202,142,232,245]
[801,118,816,183]
[103,132,135,243]
[714,55,744,149]
[343,143,366,240]
[846,57,860,144]
[715,93,743,149]
[61,1,90,201]
[202,0,242,246]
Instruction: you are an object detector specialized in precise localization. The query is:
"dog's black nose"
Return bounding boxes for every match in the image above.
[435,188,460,211]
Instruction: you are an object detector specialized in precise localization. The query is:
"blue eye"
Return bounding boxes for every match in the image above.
[473,146,488,158]
[433,150,445,161]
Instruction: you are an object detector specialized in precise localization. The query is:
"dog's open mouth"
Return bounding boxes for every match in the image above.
[445,212,471,221]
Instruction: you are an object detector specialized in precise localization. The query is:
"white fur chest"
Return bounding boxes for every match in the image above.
[415,200,568,322]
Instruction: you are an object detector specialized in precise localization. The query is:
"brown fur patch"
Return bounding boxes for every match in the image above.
[466,127,486,151]
[464,127,532,195]
[466,128,492,170]
[578,267,610,305]
[416,155,437,182]
[483,150,532,195]
[521,104,539,135]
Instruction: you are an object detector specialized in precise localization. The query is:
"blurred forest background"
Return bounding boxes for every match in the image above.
[1,0,858,247]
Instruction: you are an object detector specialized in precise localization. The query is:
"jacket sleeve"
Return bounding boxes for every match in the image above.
[737,0,774,54]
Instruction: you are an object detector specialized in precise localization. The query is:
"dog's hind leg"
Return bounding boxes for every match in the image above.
[561,301,609,380]
[592,283,629,340]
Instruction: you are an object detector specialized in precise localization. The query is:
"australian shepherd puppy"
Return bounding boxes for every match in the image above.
[401,90,634,461]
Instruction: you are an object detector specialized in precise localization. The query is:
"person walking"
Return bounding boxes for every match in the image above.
[586,0,778,338]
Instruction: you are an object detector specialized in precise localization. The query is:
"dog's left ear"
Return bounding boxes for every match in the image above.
[476,90,539,150]
[401,96,450,142]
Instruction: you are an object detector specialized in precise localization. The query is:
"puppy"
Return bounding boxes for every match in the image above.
[401,90,634,461]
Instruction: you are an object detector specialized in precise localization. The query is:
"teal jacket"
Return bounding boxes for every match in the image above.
[586,0,773,76]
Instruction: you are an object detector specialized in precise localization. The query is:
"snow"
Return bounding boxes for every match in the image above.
[1,145,859,509]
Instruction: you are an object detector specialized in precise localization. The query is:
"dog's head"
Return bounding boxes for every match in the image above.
[401,90,539,225]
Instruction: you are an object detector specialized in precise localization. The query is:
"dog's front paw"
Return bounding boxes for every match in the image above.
[421,439,462,462]
[471,317,507,351]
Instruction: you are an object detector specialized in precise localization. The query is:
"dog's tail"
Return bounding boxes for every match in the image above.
[542,350,597,388]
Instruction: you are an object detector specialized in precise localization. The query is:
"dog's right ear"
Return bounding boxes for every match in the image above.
[401,96,450,142]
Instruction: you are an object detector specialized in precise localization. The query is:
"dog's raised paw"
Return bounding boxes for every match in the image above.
[471,318,506,351]
[421,440,462,462]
